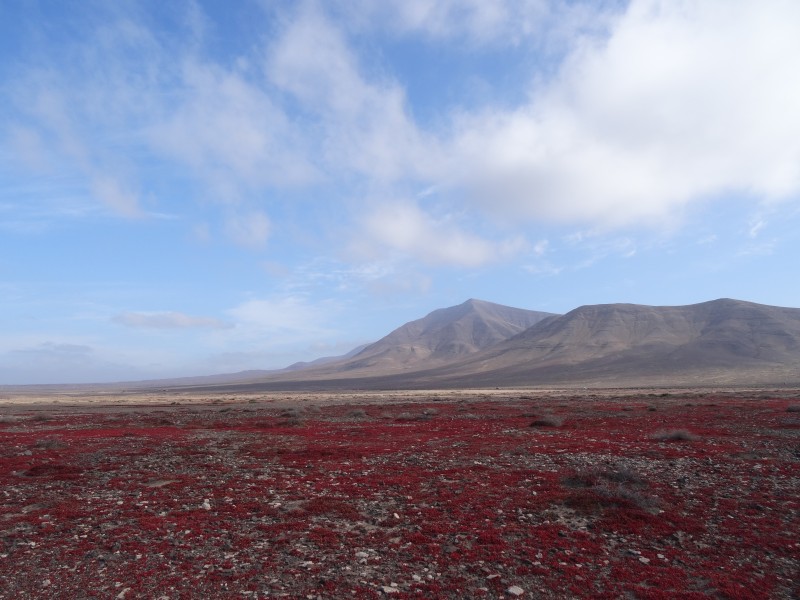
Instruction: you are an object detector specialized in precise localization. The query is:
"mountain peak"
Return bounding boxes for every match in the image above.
[334,299,557,372]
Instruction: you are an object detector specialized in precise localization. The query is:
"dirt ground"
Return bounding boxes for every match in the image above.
[1,388,798,598]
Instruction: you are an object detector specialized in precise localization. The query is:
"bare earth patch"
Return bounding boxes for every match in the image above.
[0,389,798,598]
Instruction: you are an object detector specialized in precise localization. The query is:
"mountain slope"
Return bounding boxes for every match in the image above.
[427,298,800,386]
[330,299,557,374]
[137,298,800,393]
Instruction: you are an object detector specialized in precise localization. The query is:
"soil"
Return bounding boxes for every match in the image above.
[1,389,798,599]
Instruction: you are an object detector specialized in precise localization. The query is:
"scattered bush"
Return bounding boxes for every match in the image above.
[650,429,699,442]
[529,415,564,428]
[786,404,800,413]
[593,483,661,513]
[347,409,367,419]
[35,438,66,450]
[562,465,659,514]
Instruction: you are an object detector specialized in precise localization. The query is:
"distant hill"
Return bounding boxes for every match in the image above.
[284,343,371,371]
[61,297,800,393]
[420,298,800,387]
[319,299,557,375]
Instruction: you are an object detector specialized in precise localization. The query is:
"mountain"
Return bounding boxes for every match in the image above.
[325,299,557,374]
[132,297,800,393]
[423,298,800,386]
[284,343,372,371]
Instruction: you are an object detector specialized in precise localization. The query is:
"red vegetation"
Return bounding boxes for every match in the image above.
[1,391,798,598]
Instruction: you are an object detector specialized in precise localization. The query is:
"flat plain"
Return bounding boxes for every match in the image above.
[1,388,798,599]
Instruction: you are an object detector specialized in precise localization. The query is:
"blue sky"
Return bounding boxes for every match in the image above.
[2,0,799,384]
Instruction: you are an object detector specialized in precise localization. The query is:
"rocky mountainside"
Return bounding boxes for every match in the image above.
[131,298,800,392]
[424,298,800,386]
[329,299,557,374]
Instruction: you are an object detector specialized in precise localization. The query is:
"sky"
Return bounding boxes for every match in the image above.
[1,0,799,384]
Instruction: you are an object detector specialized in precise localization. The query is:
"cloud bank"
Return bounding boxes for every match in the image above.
[4,0,799,265]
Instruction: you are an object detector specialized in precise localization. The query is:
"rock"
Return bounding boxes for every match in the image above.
[201,499,211,510]
[638,557,651,564]
[507,585,525,596]
[381,585,399,594]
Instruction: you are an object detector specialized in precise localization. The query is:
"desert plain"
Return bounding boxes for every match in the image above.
[1,387,798,599]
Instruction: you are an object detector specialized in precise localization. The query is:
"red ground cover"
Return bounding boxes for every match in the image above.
[1,392,798,598]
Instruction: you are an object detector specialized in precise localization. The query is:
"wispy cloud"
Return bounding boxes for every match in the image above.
[266,4,440,183]
[356,202,527,267]
[6,0,798,253]
[224,210,271,249]
[113,312,233,330]
[226,295,339,339]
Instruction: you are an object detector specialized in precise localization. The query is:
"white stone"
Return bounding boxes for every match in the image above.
[507,585,525,596]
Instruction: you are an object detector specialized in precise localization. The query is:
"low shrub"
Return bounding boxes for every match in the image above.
[650,429,699,442]
[530,415,564,428]
[562,465,659,514]
[35,438,66,450]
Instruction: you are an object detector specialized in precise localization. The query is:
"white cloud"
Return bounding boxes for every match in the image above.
[90,175,140,218]
[148,60,317,198]
[449,0,800,229]
[532,239,549,257]
[335,0,601,48]
[266,5,440,182]
[6,0,799,268]
[227,295,338,340]
[357,202,527,267]
[113,312,232,330]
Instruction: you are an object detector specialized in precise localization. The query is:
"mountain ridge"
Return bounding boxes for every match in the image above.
[306,298,558,375]
[411,298,800,387]
[6,297,799,392]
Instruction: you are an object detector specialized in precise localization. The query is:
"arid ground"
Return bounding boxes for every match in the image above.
[1,389,798,599]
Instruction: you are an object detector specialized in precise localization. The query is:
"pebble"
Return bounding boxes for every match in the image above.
[638,557,651,564]
[381,585,398,594]
[201,499,211,510]
[507,585,525,596]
